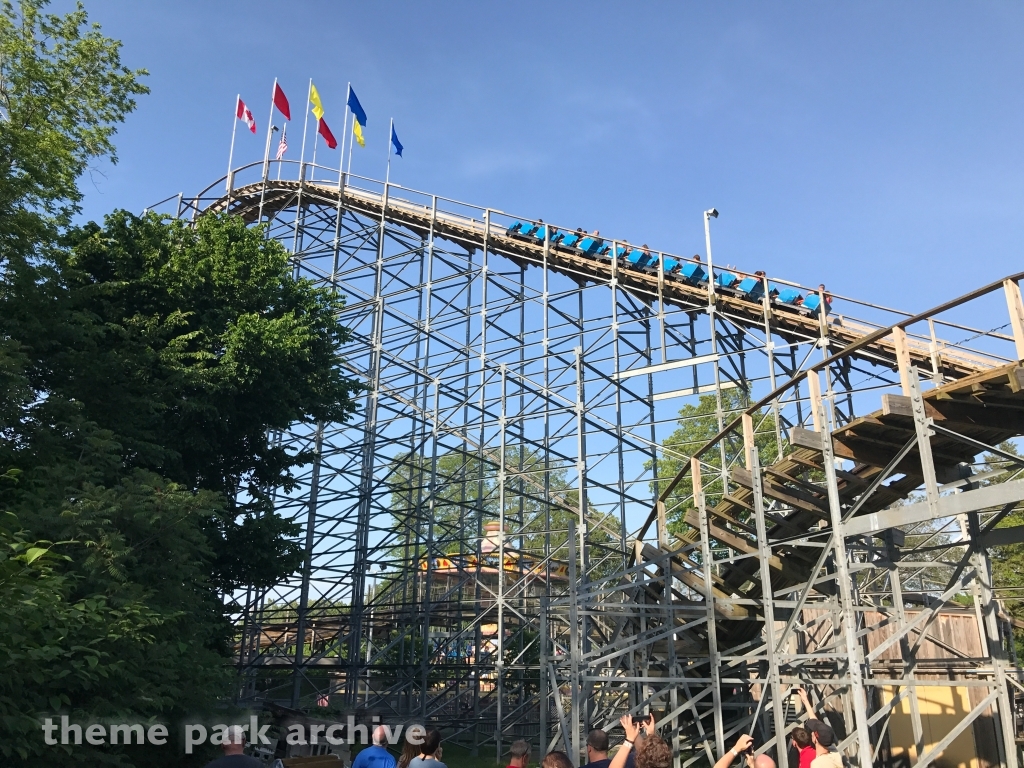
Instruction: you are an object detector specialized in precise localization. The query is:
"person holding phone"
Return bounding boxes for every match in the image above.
[712,734,776,768]
[609,714,671,768]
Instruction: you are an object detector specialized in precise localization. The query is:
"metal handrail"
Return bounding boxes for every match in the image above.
[632,270,1024,549]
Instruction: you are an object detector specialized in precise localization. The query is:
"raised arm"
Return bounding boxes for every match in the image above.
[609,716,643,768]
[796,688,817,719]
[713,734,753,768]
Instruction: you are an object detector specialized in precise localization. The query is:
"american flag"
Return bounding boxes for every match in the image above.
[275,125,288,160]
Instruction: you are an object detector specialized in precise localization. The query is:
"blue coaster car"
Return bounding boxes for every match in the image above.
[626,249,655,269]
[737,276,765,300]
[579,236,604,256]
[560,232,581,249]
[679,262,707,284]
[803,293,831,316]
[775,287,803,306]
[534,225,557,242]
[662,257,680,272]
[716,271,739,289]
[506,221,525,235]
[609,245,627,261]
[518,222,538,238]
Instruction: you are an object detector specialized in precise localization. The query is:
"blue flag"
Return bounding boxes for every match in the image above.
[391,124,403,157]
[347,87,367,127]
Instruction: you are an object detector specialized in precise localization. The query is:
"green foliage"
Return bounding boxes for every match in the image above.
[1,210,361,762]
[385,446,620,568]
[982,442,1024,658]
[6,209,361,592]
[59,212,359,500]
[0,0,147,246]
[0,3,362,763]
[0,478,231,765]
[0,511,149,761]
[61,211,360,587]
[651,390,782,536]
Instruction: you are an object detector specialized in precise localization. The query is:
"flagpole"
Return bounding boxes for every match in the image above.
[262,78,277,181]
[345,83,356,180]
[298,78,311,183]
[276,124,287,181]
[227,94,239,193]
[338,83,351,189]
[258,78,278,223]
[346,124,355,179]
[384,117,393,188]
[311,130,319,181]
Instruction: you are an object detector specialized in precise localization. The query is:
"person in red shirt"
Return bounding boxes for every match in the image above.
[507,739,531,768]
[790,727,815,768]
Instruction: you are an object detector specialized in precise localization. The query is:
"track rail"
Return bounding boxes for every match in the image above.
[207,179,997,381]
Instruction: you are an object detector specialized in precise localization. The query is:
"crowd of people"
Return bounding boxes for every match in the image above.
[203,688,845,768]
[712,689,842,768]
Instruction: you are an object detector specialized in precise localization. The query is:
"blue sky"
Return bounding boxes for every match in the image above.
[70,1,1023,314]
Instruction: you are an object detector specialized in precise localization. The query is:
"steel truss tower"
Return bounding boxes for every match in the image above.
[164,160,1024,767]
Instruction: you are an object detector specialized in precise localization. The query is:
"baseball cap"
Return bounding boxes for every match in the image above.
[805,719,836,748]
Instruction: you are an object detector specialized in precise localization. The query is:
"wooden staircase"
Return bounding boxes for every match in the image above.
[635,361,1024,652]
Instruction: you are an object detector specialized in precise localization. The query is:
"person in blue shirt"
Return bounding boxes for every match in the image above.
[583,729,611,768]
[202,726,262,768]
[352,726,398,768]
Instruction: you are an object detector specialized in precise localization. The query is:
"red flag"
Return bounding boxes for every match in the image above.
[236,97,256,133]
[273,82,291,120]
[317,117,337,150]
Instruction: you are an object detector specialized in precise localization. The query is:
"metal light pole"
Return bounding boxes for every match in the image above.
[703,208,718,303]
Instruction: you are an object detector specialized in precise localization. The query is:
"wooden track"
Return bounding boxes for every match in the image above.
[206,180,1022,659]
[208,180,997,380]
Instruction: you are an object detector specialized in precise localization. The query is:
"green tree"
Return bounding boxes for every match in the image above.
[0,0,147,251]
[386,446,618,564]
[0,3,363,760]
[58,210,360,587]
[0,508,156,761]
[1,211,361,764]
[982,442,1024,658]
[385,448,493,565]
[650,390,783,538]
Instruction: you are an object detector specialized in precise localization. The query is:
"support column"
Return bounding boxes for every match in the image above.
[568,520,582,765]
[573,346,591,739]
[883,529,924,758]
[539,594,549,758]
[813,373,874,768]
[291,421,324,708]
[749,446,787,758]
[495,364,508,766]
[420,381,441,720]
[1004,278,1024,361]
[695,457,725,756]
[969,514,1018,768]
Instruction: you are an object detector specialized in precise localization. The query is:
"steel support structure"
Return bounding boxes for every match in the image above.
[582,278,1024,768]
[158,161,1024,766]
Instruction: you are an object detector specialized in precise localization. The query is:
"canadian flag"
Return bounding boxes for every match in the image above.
[236,97,256,134]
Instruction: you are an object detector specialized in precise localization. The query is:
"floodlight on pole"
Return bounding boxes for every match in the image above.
[704,208,718,303]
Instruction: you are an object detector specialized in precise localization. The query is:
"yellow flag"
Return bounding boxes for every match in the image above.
[310,83,324,121]
[352,119,365,147]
